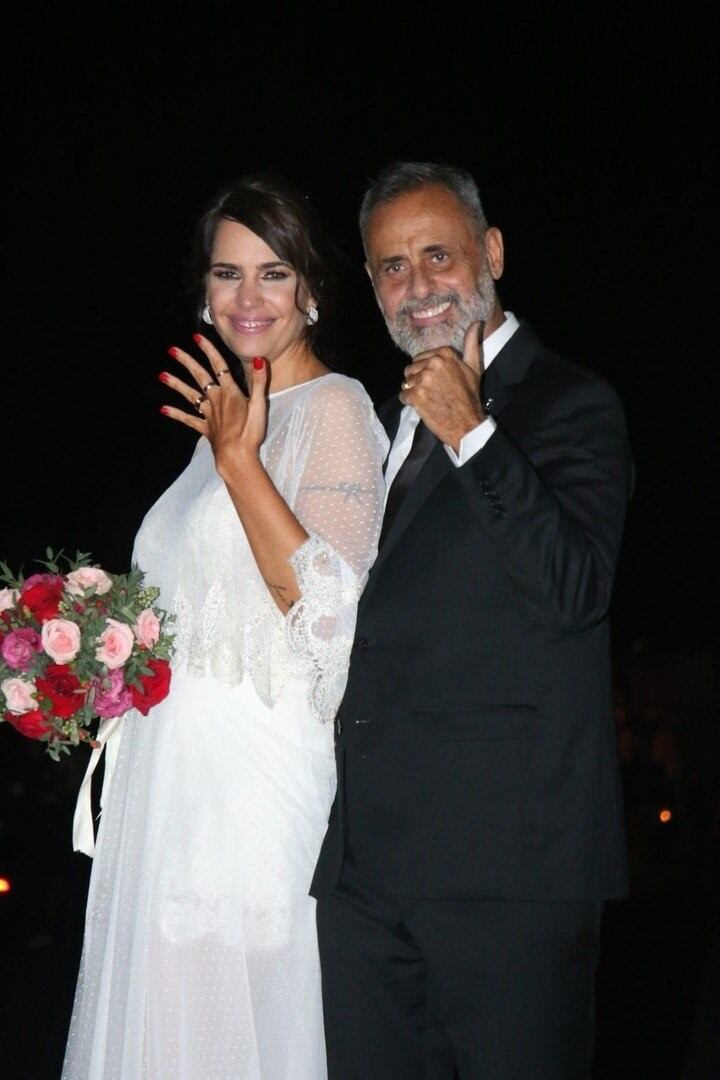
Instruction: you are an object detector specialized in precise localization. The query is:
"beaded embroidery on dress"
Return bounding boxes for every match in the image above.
[62,374,387,1080]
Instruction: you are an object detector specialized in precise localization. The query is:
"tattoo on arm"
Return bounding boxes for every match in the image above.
[300,482,372,501]
[265,580,295,612]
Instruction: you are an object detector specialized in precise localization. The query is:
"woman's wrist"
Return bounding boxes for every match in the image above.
[215,444,263,485]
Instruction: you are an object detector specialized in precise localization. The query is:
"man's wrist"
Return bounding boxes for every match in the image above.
[445,415,497,465]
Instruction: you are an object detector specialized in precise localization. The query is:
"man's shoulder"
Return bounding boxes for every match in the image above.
[519,329,623,412]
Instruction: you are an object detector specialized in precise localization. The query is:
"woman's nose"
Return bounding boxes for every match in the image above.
[234,280,262,308]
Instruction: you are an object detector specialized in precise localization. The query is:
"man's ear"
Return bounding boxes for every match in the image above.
[484,227,504,280]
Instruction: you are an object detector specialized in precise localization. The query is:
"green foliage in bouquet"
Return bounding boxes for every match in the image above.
[0,550,174,760]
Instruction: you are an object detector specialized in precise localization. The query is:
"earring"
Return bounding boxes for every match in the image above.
[202,304,214,326]
[305,305,319,326]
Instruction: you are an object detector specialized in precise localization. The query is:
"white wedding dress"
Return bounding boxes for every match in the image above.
[62,373,388,1080]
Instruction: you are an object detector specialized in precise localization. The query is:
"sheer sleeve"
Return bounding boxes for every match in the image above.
[284,377,388,722]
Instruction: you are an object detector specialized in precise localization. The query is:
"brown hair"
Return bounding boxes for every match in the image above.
[195,172,330,347]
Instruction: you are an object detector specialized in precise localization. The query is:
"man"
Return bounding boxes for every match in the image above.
[312,162,632,1079]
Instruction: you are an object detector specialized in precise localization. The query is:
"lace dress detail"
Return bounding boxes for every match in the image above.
[133,373,387,720]
[62,373,387,1080]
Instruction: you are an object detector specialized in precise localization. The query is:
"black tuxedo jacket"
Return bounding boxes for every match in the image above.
[312,322,633,901]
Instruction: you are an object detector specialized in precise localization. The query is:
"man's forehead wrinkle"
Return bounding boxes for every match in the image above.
[370,212,476,259]
[372,227,464,263]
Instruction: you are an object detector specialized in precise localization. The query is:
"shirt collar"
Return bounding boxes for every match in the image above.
[482,311,519,369]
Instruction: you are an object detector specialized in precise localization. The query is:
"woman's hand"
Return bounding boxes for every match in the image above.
[159,334,268,479]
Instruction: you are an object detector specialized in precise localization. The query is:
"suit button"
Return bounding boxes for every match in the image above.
[334,714,343,736]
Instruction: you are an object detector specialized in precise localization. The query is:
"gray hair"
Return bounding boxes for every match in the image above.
[359,161,488,253]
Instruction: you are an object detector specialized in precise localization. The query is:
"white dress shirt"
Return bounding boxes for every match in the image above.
[384,312,520,496]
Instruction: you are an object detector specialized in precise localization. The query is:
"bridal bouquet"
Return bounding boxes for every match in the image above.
[0,550,174,760]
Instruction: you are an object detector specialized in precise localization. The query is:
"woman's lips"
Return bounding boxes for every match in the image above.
[230,317,274,335]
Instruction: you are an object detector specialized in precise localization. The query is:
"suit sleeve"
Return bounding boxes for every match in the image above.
[456,365,632,632]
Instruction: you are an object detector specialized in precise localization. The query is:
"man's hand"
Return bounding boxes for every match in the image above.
[399,321,487,451]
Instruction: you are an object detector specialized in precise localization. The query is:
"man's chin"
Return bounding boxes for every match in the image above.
[395,323,458,356]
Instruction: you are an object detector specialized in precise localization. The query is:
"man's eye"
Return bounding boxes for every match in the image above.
[431,252,448,264]
[386,263,405,275]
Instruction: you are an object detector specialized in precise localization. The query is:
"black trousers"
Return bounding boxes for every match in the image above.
[316,861,602,1080]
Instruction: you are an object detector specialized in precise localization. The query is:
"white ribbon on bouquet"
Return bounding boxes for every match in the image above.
[72,714,125,856]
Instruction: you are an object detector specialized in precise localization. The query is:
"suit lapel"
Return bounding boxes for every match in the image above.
[481,320,539,414]
[480,361,509,417]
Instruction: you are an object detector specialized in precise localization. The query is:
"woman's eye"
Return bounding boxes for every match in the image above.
[263,271,290,281]
[213,269,240,280]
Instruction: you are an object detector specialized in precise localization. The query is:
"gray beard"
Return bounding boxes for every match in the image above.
[382,273,496,358]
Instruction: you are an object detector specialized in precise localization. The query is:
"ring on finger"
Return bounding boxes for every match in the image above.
[216,368,231,378]
[201,381,217,394]
[401,380,412,391]
[194,394,207,412]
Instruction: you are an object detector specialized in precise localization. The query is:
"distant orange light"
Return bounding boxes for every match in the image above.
[0,878,11,893]
[659,809,672,823]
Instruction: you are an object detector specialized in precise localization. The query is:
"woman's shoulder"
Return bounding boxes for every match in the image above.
[296,373,388,449]
[300,371,372,405]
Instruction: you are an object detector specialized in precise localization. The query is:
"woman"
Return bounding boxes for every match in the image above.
[62,175,388,1079]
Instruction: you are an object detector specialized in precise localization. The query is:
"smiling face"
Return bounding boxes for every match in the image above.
[365,184,504,356]
[205,218,313,364]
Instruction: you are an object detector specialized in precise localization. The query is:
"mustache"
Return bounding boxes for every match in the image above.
[396,292,458,317]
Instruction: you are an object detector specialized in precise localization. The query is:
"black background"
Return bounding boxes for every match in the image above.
[2,3,718,1077]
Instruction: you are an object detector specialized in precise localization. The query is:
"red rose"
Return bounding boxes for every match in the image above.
[20,575,65,622]
[36,663,87,719]
[130,658,171,716]
[5,708,53,740]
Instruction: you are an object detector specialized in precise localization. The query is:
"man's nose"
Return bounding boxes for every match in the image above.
[408,265,434,299]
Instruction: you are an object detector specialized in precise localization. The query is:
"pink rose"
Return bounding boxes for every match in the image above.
[66,567,113,596]
[41,619,82,664]
[21,572,63,592]
[95,618,134,669]
[134,608,160,649]
[1,628,43,672]
[1,676,37,714]
[92,668,133,718]
[0,588,18,613]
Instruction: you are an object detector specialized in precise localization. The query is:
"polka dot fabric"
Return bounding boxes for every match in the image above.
[62,374,387,1078]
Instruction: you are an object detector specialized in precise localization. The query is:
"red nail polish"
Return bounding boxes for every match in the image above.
[252,356,265,370]
[167,347,178,358]
[192,333,203,345]
[158,372,170,383]
[159,406,170,415]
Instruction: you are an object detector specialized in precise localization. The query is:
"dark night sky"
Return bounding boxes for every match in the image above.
[3,1,718,652]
